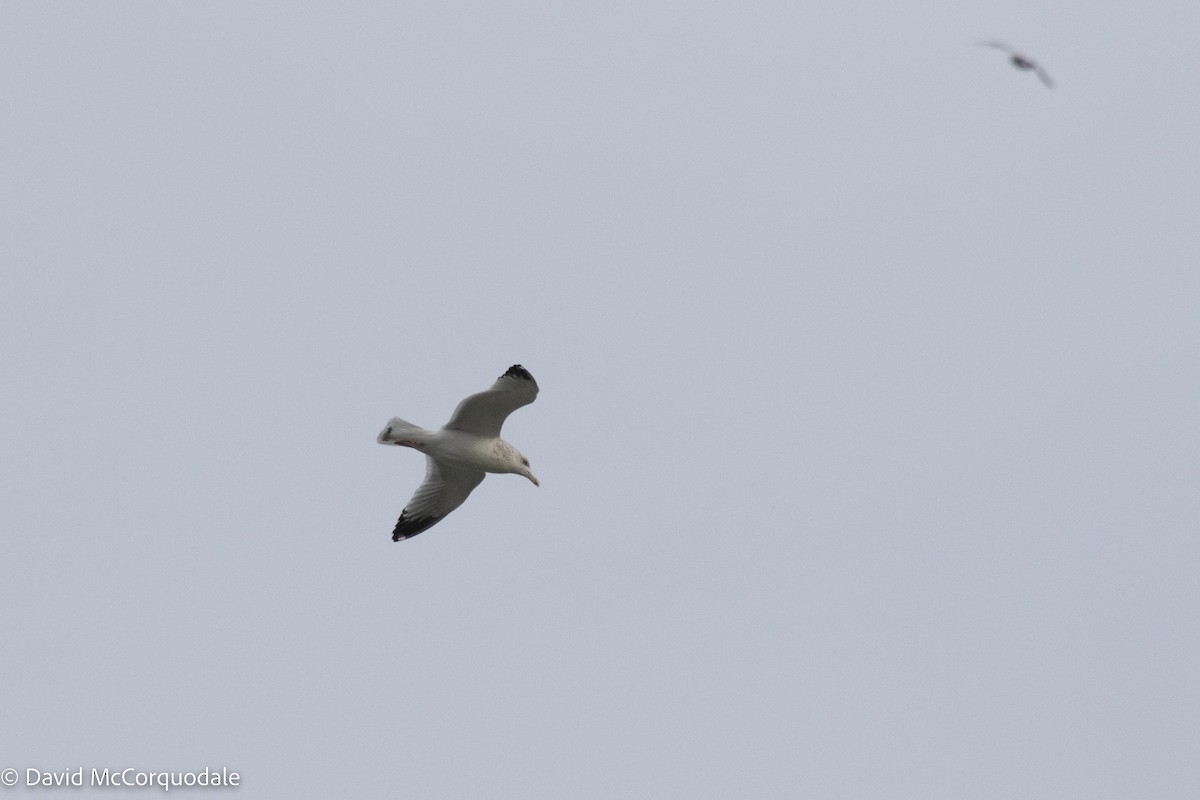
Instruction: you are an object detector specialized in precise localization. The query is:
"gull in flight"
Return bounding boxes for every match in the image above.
[979,41,1055,88]
[378,365,540,541]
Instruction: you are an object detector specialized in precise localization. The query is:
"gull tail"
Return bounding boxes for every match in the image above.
[377,417,427,446]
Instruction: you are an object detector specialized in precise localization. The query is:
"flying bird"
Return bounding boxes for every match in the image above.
[979,41,1054,88]
[378,364,540,541]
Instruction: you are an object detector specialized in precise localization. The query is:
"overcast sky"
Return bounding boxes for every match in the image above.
[2,2,1199,798]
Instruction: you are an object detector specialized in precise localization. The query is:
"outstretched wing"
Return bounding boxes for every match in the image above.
[978,40,1014,54]
[392,458,486,541]
[443,364,539,438]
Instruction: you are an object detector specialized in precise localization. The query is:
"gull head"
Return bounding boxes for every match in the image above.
[517,454,540,487]
[495,440,539,486]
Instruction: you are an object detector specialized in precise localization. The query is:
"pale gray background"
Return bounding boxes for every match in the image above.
[2,2,1198,798]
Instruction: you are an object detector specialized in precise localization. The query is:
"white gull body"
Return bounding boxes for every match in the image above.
[377,364,539,541]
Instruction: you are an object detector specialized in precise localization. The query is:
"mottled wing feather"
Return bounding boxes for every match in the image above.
[443,364,539,438]
[392,458,485,541]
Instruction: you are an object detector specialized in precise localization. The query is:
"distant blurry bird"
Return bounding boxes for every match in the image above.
[978,41,1054,88]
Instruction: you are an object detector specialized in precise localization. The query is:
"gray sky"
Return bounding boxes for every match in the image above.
[2,2,1199,797]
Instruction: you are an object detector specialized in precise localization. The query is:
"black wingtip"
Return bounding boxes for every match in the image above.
[392,513,442,541]
[503,364,535,382]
